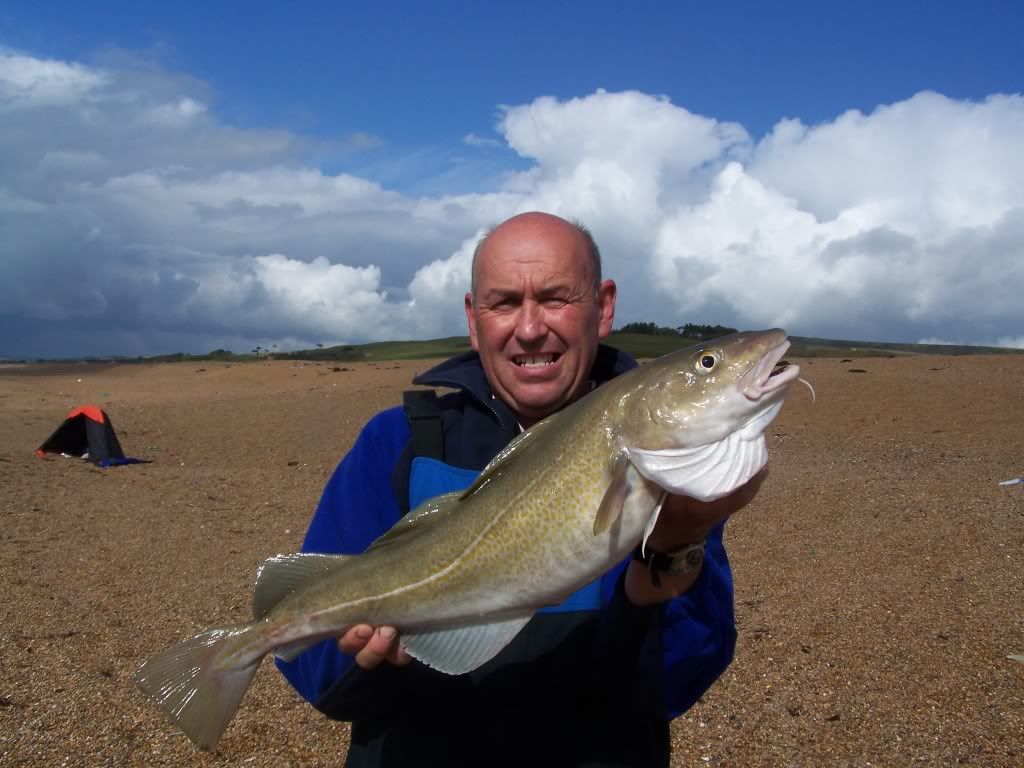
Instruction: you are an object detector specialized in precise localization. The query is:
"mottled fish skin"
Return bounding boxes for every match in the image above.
[135,328,801,750]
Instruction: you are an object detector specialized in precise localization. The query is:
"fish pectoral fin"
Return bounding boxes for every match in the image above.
[593,452,630,535]
[641,491,668,557]
[399,614,534,675]
[366,491,462,553]
[252,553,353,620]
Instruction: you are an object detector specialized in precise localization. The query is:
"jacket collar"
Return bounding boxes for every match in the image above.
[413,343,638,430]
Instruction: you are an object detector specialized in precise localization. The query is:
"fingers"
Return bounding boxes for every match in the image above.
[653,468,770,547]
[338,625,412,670]
[389,642,413,666]
[338,624,374,655]
[688,466,768,518]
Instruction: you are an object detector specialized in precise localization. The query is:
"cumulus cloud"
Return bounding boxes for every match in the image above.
[0,50,107,110]
[1,49,1021,358]
[651,92,1024,343]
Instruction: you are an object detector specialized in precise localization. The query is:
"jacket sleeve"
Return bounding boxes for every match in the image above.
[593,521,735,720]
[274,407,414,721]
[657,521,737,717]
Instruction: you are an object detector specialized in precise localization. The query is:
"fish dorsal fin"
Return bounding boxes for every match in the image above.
[593,452,631,535]
[400,613,534,674]
[366,491,463,553]
[627,430,769,502]
[459,413,559,500]
[252,553,352,620]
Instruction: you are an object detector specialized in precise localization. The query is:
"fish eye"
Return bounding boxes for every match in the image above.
[698,353,717,371]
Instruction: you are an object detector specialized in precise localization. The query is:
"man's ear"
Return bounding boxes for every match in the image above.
[596,279,617,339]
[465,292,479,351]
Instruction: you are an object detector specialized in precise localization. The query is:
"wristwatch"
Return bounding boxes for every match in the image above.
[632,540,706,586]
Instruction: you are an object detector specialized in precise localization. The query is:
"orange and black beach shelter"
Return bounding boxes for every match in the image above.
[35,405,127,464]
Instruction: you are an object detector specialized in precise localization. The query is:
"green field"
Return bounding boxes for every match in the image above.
[251,332,1024,363]
[13,331,1020,367]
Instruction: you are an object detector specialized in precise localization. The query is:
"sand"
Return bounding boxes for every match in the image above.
[1,354,1022,766]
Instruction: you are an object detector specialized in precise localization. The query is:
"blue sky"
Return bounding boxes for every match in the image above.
[1,1,1022,356]
[6,1,1021,188]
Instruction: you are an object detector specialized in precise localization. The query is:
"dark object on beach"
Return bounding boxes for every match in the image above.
[35,405,144,467]
[847,368,868,373]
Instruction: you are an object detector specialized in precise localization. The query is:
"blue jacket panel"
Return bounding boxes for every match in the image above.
[275,407,410,707]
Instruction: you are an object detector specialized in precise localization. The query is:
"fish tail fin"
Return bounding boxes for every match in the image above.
[134,625,259,750]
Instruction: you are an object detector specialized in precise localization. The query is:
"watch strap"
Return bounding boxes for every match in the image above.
[632,539,706,586]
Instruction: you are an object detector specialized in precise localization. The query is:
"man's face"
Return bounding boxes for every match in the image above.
[465,214,616,427]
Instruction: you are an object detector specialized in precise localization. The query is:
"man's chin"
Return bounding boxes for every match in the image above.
[508,384,576,423]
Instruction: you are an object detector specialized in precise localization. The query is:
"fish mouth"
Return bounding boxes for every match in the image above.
[740,339,800,400]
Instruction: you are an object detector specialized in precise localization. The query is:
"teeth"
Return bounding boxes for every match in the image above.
[516,354,555,367]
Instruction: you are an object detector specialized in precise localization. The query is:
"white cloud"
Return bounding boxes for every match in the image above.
[751,92,1024,229]
[463,132,503,148]
[142,96,207,126]
[1,50,1022,358]
[501,90,749,174]
[406,234,483,338]
[0,51,107,110]
[189,254,394,341]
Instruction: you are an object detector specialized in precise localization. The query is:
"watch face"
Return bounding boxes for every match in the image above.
[683,547,704,569]
[670,544,704,574]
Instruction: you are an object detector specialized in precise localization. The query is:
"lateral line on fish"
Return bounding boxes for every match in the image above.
[312,461,554,617]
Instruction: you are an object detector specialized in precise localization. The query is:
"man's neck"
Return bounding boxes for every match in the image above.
[512,380,597,429]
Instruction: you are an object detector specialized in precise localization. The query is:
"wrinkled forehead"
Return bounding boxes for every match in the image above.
[476,264,591,298]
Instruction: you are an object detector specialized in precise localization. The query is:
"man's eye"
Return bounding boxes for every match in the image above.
[542,297,568,307]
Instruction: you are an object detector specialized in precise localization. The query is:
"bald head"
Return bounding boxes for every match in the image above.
[470,212,602,301]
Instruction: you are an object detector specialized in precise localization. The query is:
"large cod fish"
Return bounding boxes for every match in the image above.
[136,329,802,749]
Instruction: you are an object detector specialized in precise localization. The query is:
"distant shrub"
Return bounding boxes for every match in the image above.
[677,323,738,339]
[613,321,738,339]
[275,345,365,362]
[615,322,681,336]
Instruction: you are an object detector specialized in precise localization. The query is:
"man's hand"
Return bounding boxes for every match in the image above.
[625,468,768,606]
[644,467,768,553]
[339,625,413,670]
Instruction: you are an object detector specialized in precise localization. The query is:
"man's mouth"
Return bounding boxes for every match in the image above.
[512,353,560,368]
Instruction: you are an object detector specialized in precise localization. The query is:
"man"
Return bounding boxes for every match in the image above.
[278,212,759,767]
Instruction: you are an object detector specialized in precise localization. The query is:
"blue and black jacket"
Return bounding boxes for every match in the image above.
[277,346,737,767]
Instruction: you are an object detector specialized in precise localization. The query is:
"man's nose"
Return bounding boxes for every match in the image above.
[515,301,547,343]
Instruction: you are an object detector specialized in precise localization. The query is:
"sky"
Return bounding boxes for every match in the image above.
[1,1,1022,358]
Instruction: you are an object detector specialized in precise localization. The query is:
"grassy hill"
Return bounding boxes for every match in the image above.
[10,332,1018,367]
[248,332,1024,363]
